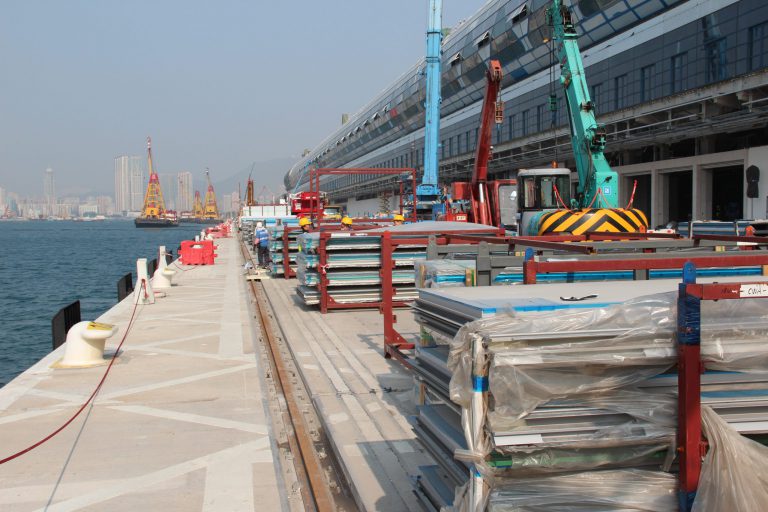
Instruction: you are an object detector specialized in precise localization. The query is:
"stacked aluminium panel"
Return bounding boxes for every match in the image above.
[295,231,425,306]
[295,222,499,308]
[269,225,299,276]
[410,280,768,511]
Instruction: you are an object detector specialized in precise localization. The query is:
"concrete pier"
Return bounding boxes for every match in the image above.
[0,239,285,511]
[0,236,438,512]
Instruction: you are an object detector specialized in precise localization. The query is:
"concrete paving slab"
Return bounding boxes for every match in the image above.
[263,277,435,512]
[0,238,284,512]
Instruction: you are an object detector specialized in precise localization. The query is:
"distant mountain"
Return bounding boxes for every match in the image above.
[201,157,296,199]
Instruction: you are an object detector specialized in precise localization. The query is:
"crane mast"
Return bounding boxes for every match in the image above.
[417,0,443,201]
[140,136,167,218]
[548,0,616,208]
[203,169,220,221]
[470,60,503,226]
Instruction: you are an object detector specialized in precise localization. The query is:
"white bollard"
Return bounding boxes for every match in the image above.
[134,258,156,304]
[158,246,169,270]
[58,321,119,368]
[153,246,176,289]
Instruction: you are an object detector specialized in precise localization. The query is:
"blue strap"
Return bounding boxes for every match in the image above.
[472,375,488,392]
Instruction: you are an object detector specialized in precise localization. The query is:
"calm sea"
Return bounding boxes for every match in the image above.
[0,219,206,387]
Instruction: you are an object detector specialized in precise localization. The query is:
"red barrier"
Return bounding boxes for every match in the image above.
[179,240,218,265]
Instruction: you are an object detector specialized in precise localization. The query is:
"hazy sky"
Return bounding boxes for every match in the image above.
[0,0,482,196]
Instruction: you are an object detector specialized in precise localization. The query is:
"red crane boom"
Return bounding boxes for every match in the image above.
[470,60,503,226]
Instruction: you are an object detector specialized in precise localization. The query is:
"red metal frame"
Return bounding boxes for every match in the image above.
[309,168,418,223]
[315,230,410,314]
[378,228,504,362]
[675,262,768,510]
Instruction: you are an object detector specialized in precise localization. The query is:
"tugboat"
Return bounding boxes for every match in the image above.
[135,137,179,228]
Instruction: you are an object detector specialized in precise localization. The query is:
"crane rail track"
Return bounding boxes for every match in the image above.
[239,241,353,512]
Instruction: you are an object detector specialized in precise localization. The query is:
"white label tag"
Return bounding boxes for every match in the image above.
[739,283,768,298]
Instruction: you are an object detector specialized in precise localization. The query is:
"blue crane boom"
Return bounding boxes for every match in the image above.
[417,0,442,200]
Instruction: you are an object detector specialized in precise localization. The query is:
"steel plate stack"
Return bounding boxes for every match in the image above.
[268,226,299,276]
[409,278,768,511]
[294,222,500,308]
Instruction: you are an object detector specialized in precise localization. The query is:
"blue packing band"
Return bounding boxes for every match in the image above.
[472,376,489,392]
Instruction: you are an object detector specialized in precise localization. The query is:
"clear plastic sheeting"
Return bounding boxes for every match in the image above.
[416,260,476,289]
[484,469,677,512]
[692,405,768,512]
[449,292,768,421]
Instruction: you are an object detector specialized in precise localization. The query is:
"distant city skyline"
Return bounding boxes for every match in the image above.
[0,1,479,195]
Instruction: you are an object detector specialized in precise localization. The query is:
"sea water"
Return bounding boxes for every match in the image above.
[0,220,207,387]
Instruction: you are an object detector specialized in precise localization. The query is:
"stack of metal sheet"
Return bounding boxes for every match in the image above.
[268,225,299,276]
[485,469,677,511]
[410,277,768,511]
[294,221,500,308]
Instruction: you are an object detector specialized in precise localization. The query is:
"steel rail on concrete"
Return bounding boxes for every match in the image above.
[240,242,346,512]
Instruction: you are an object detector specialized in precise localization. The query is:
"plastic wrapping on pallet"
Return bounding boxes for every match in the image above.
[487,389,677,450]
[692,406,768,512]
[415,260,477,288]
[483,469,677,512]
[449,291,768,421]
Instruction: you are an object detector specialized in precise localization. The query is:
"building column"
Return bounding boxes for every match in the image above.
[651,169,662,228]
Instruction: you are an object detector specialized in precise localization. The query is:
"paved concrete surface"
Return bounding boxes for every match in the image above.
[263,277,435,512]
[0,238,285,512]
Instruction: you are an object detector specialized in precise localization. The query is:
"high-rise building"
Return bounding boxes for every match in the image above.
[43,168,56,217]
[114,156,145,214]
[0,186,6,211]
[177,171,193,211]
[158,173,178,211]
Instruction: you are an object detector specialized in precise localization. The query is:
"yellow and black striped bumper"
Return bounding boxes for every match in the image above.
[538,208,649,235]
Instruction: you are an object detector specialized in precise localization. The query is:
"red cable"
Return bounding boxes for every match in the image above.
[626,179,638,210]
[0,282,145,465]
[171,262,199,273]
[552,183,573,212]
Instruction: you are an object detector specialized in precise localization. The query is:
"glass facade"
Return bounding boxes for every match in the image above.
[287,0,768,195]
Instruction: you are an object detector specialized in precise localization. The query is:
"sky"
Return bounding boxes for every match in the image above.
[0,0,483,197]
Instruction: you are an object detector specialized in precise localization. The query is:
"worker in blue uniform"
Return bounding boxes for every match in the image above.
[254,221,271,268]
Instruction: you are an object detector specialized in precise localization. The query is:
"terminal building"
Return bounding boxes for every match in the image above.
[285,0,768,228]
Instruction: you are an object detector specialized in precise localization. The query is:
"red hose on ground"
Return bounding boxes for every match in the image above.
[0,282,145,465]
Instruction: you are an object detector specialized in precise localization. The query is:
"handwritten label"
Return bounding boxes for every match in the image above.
[739,283,768,298]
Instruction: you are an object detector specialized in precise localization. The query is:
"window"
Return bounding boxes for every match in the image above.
[448,137,453,157]
[466,131,471,152]
[705,38,728,82]
[521,110,529,136]
[591,83,603,112]
[640,64,654,102]
[536,104,544,132]
[441,140,445,159]
[749,22,768,71]
[614,74,627,110]
[671,52,686,93]
[508,115,515,139]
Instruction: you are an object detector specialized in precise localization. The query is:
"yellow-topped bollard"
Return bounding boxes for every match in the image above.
[57,321,119,368]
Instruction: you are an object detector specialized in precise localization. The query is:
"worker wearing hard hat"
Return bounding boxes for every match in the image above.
[340,216,353,231]
[299,217,312,233]
[393,214,405,226]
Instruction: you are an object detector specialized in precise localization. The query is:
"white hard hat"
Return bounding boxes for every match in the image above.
[255,221,263,228]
